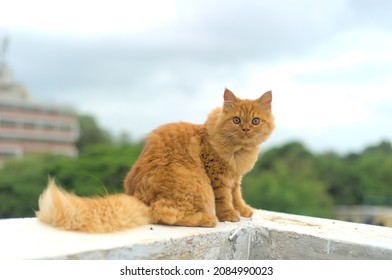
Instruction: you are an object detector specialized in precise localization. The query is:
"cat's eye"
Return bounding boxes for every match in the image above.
[233,117,241,124]
[252,117,260,125]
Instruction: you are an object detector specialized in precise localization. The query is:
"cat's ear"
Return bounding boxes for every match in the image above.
[223,88,238,110]
[224,88,237,102]
[258,90,272,110]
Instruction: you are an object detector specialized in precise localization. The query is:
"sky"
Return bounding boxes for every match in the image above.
[1,0,392,153]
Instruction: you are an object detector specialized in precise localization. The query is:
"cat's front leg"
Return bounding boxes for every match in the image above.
[232,182,253,218]
[213,182,241,222]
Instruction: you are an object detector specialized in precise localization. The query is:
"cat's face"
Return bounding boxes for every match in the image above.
[217,89,275,146]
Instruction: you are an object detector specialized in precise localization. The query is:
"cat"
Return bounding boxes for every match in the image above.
[36,88,275,233]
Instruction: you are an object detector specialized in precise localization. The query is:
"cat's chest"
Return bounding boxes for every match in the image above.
[226,148,258,175]
[203,147,258,176]
[201,140,258,177]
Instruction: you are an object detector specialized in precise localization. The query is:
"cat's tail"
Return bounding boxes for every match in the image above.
[35,178,150,233]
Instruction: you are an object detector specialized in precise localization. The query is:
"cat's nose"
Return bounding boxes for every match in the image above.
[242,127,250,134]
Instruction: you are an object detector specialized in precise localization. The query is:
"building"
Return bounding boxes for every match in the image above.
[0,62,79,164]
[335,205,392,227]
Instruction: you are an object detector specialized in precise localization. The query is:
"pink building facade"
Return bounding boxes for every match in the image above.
[0,63,79,164]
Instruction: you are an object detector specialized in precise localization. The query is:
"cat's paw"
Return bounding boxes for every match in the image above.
[199,214,218,227]
[216,209,241,222]
[237,205,253,217]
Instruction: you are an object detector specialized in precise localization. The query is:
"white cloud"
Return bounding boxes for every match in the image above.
[1,0,178,36]
[242,37,392,152]
[2,0,392,153]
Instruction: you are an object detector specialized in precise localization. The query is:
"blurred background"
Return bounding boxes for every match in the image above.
[1,0,392,226]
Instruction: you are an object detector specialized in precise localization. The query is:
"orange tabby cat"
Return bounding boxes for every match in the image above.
[36,88,275,233]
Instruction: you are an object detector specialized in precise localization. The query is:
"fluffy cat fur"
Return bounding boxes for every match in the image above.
[36,88,275,233]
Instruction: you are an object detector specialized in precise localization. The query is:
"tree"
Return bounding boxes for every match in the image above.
[355,143,392,205]
[72,143,143,195]
[76,115,112,151]
[0,154,74,218]
[243,142,334,218]
[317,140,392,206]
[316,152,363,205]
[0,143,144,218]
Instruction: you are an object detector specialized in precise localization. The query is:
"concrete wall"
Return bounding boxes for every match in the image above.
[1,210,392,260]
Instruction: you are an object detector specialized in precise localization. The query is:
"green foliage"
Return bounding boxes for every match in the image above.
[320,140,392,206]
[73,143,143,196]
[76,114,113,151]
[243,140,392,219]
[0,154,54,218]
[0,144,143,218]
[243,142,334,218]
